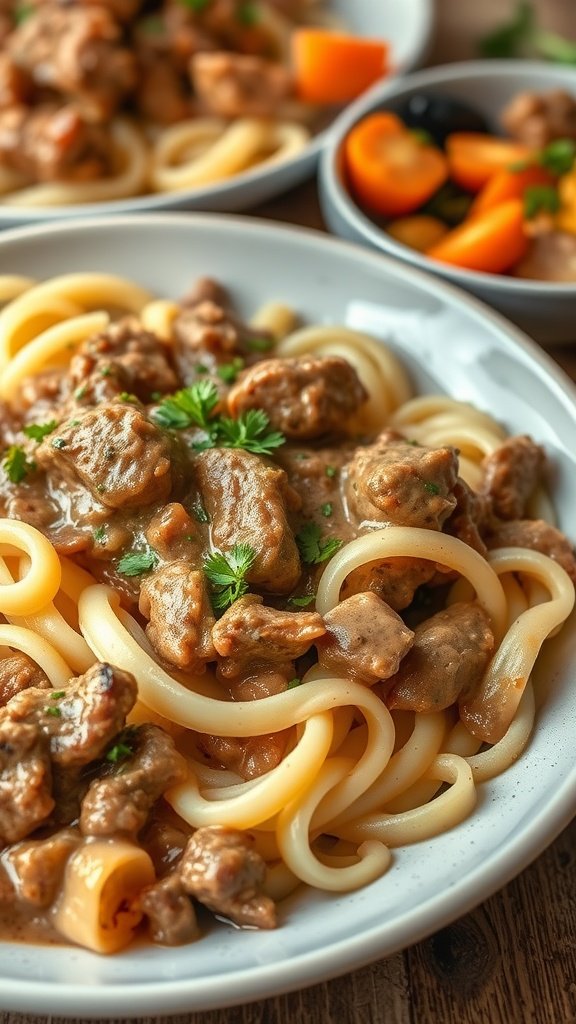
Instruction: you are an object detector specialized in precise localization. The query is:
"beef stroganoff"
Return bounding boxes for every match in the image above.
[0,270,574,953]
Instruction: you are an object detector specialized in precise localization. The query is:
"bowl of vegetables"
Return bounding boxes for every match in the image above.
[319,60,576,344]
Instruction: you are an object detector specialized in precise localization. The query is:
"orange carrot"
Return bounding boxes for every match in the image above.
[426,199,529,274]
[470,164,555,217]
[344,112,449,218]
[446,134,534,193]
[292,29,389,104]
[387,215,448,252]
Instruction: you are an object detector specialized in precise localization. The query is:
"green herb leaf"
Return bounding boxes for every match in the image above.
[44,705,62,718]
[14,3,33,25]
[93,526,106,544]
[296,523,343,565]
[237,2,259,26]
[424,481,441,495]
[539,138,576,176]
[325,465,337,479]
[117,546,159,577]
[288,594,317,608]
[479,0,534,57]
[23,420,58,442]
[245,335,274,353]
[152,380,219,430]
[50,691,66,700]
[204,542,257,610]
[524,183,560,219]
[51,437,67,450]
[2,445,36,484]
[74,385,87,400]
[217,357,245,384]
[287,677,302,689]
[106,741,134,763]
[321,502,333,518]
[217,409,285,456]
[119,392,138,404]
[191,497,209,523]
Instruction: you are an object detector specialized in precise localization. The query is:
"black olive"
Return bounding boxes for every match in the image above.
[391,92,491,147]
[422,182,474,226]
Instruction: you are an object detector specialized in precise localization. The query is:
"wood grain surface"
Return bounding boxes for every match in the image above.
[2,1,575,1022]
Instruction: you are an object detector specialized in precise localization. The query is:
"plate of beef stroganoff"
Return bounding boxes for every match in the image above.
[0,214,575,1017]
[0,0,433,224]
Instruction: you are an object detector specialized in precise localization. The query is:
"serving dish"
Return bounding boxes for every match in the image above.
[0,0,432,227]
[0,213,575,1017]
[319,60,576,344]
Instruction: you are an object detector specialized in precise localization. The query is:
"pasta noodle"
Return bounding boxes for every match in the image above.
[0,270,573,957]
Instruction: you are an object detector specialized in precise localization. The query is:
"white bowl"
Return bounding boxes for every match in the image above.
[319,60,576,345]
[0,213,575,1017]
[0,0,433,227]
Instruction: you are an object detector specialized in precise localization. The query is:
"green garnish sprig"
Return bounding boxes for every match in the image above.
[2,445,36,484]
[204,543,257,611]
[117,545,159,577]
[479,1,576,64]
[296,523,343,566]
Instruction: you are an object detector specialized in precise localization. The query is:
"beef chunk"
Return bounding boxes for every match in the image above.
[140,874,199,946]
[195,448,301,593]
[0,104,109,182]
[0,652,50,706]
[69,319,179,404]
[342,556,437,612]
[139,562,216,672]
[485,519,576,584]
[0,720,53,843]
[191,51,292,118]
[9,5,136,121]
[196,732,290,781]
[502,89,576,148]
[36,402,173,511]
[179,825,276,929]
[228,356,367,441]
[212,594,325,678]
[481,435,545,521]
[7,829,80,906]
[386,602,494,712]
[146,502,199,561]
[4,663,137,767]
[443,478,490,556]
[317,592,414,685]
[0,53,32,110]
[173,299,242,364]
[346,432,459,529]
[80,724,187,837]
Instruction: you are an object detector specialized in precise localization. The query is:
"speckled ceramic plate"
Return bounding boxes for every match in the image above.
[0,215,575,1018]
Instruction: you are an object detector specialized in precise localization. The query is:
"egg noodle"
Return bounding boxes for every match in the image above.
[0,273,573,953]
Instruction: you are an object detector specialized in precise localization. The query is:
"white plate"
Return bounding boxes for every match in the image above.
[0,214,575,1017]
[0,0,433,226]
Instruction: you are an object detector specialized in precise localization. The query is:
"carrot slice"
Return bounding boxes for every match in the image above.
[446,134,534,193]
[470,164,555,217]
[344,112,449,218]
[387,215,448,252]
[292,29,389,104]
[426,199,529,274]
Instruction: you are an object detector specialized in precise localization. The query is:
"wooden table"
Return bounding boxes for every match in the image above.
[4,2,575,1023]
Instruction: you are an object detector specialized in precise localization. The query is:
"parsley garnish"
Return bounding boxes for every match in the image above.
[14,3,33,24]
[44,705,62,718]
[119,392,138,404]
[51,437,68,450]
[23,420,58,442]
[245,335,273,353]
[204,543,256,610]
[539,139,576,176]
[217,357,245,384]
[217,409,285,456]
[296,523,343,565]
[93,526,106,544]
[479,1,576,63]
[287,677,302,689]
[106,741,134,763]
[325,465,337,478]
[424,481,441,495]
[191,497,209,523]
[153,380,219,431]
[237,2,259,26]
[117,546,159,577]
[100,366,112,377]
[321,502,333,517]
[51,691,65,700]
[195,364,209,375]
[2,446,36,483]
[524,184,560,219]
[288,594,316,608]
[74,385,87,400]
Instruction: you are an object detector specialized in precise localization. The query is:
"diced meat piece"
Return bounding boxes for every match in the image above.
[181,277,230,309]
[195,448,301,593]
[172,297,271,381]
[386,602,494,712]
[212,594,325,676]
[513,232,576,284]
[0,104,109,183]
[136,54,192,125]
[140,874,199,946]
[342,556,437,612]
[146,503,199,561]
[317,592,414,685]
[80,724,187,837]
[179,825,276,929]
[69,319,179,405]
[485,518,576,584]
[0,719,53,843]
[139,562,216,672]
[51,765,88,826]
[501,90,576,148]
[7,829,80,906]
[0,652,50,707]
[443,478,490,557]
[276,446,354,532]
[36,402,173,511]
[346,432,459,529]
[191,51,292,118]
[0,53,32,110]
[481,435,546,520]
[140,813,189,876]
[196,732,289,781]
[228,356,368,441]
[4,663,137,767]
[9,5,136,121]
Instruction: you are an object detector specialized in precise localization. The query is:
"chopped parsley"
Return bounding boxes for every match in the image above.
[479,1,576,63]
[14,3,33,24]
[296,523,343,565]
[424,481,441,495]
[287,677,302,689]
[50,691,65,700]
[288,594,316,608]
[152,380,219,431]
[100,366,112,378]
[195,364,209,375]
[117,545,159,577]
[325,465,337,479]
[150,391,162,402]
[321,502,333,518]
[23,420,58,442]
[539,139,576,176]
[44,705,62,718]
[74,385,87,400]
[217,357,245,384]
[204,543,256,611]
[2,445,36,484]
[237,2,259,26]
[51,437,68,450]
[106,741,134,763]
[93,526,106,544]
[191,497,209,523]
[217,409,285,456]
[524,184,560,219]
[245,335,274,353]
[119,392,138,404]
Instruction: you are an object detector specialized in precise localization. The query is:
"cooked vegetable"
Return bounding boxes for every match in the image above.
[557,167,576,233]
[513,231,576,281]
[292,29,389,104]
[393,93,490,146]
[204,543,257,610]
[479,1,576,64]
[345,112,449,217]
[426,199,529,273]
[470,164,555,217]
[446,133,533,192]
[423,181,473,226]
[387,214,449,252]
